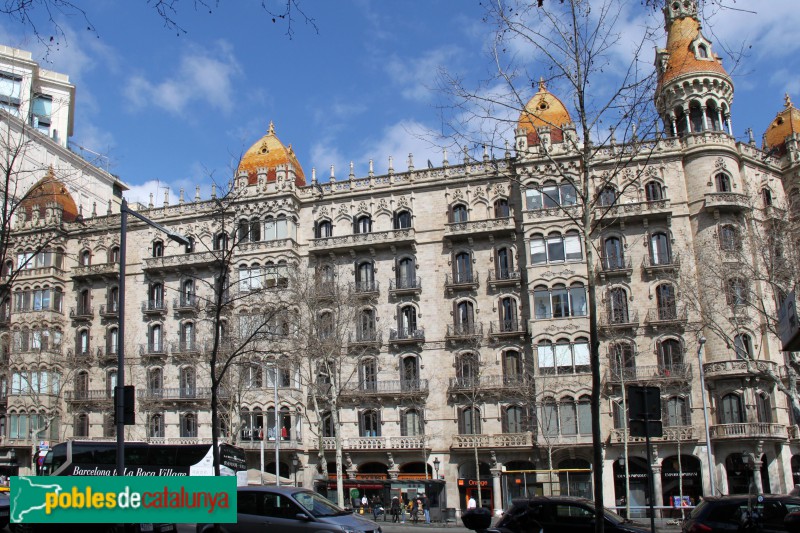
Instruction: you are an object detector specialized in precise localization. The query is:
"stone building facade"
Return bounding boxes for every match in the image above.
[2,0,800,517]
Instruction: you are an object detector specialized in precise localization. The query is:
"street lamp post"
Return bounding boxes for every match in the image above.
[697,336,716,495]
[433,457,441,523]
[117,198,189,477]
[292,455,299,487]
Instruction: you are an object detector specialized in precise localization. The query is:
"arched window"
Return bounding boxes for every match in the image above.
[577,395,591,434]
[762,188,773,207]
[360,358,377,391]
[396,257,416,289]
[181,279,195,307]
[756,392,772,423]
[499,297,518,331]
[719,225,741,252]
[399,305,418,336]
[321,411,336,437]
[357,308,376,341]
[181,322,194,350]
[354,214,372,234]
[706,101,721,131]
[149,324,163,353]
[402,409,423,436]
[457,352,479,386]
[148,367,163,395]
[494,198,510,218]
[734,333,754,359]
[394,210,412,229]
[79,250,91,266]
[560,182,578,205]
[597,186,617,206]
[697,43,708,58]
[74,370,89,399]
[726,277,748,306]
[78,288,90,315]
[318,312,333,339]
[658,339,683,370]
[530,232,581,264]
[109,246,120,263]
[77,329,90,355]
[107,327,119,356]
[454,251,473,283]
[560,397,577,435]
[720,393,744,424]
[496,247,514,279]
[503,350,522,384]
[250,218,261,242]
[459,406,481,434]
[503,406,527,433]
[356,261,375,292]
[609,342,635,378]
[542,182,559,208]
[360,409,381,437]
[149,282,164,308]
[184,236,194,253]
[655,283,677,319]
[689,101,704,132]
[149,413,164,438]
[603,236,624,269]
[666,396,689,426]
[455,300,475,332]
[315,220,333,238]
[152,240,164,258]
[401,356,419,387]
[74,413,89,437]
[650,232,671,265]
[541,398,559,436]
[245,364,262,389]
[645,181,664,202]
[675,107,688,137]
[180,412,197,438]
[607,287,629,324]
[451,204,468,223]
[715,173,731,193]
[213,232,228,251]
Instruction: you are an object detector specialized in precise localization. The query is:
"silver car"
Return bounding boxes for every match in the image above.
[197,486,381,533]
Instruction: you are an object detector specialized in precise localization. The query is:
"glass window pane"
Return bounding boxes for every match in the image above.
[531,239,547,264]
[547,236,565,262]
[564,235,582,261]
[526,189,542,210]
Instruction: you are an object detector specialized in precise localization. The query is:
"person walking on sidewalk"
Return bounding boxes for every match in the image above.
[390,496,400,523]
[422,494,430,524]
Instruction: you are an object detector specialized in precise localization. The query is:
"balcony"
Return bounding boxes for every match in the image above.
[173,295,201,312]
[67,348,94,364]
[71,262,119,280]
[348,330,381,349]
[704,192,751,213]
[142,300,167,315]
[595,199,671,226]
[644,306,687,328]
[609,426,696,443]
[642,253,681,277]
[237,237,299,256]
[143,251,222,273]
[341,379,429,398]
[351,280,380,298]
[488,319,527,341]
[790,426,800,441]
[137,387,214,402]
[18,266,68,282]
[606,364,692,384]
[709,423,787,441]
[451,433,533,449]
[598,309,639,332]
[99,304,118,319]
[310,228,416,253]
[445,272,480,293]
[139,343,168,359]
[389,327,425,346]
[97,347,118,365]
[65,389,113,403]
[487,269,521,290]
[171,340,202,360]
[70,306,93,321]
[448,375,528,393]
[446,322,483,343]
[239,438,302,451]
[524,204,581,223]
[444,217,515,240]
[312,436,431,451]
[703,359,778,380]
[389,277,422,297]
[597,256,632,279]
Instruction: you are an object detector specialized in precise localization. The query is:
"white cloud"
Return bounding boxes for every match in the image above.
[385,45,461,102]
[123,40,242,116]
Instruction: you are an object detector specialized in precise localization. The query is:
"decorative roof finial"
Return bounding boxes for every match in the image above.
[786,93,793,108]
[268,121,275,135]
[538,77,546,92]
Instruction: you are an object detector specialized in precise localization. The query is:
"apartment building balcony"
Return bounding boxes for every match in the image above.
[340,379,429,399]
[487,269,521,290]
[143,251,222,273]
[14,308,64,324]
[606,364,692,384]
[702,359,778,380]
[598,309,639,332]
[595,199,671,225]
[139,342,168,359]
[142,299,167,315]
[310,228,416,253]
[524,204,581,223]
[173,295,201,313]
[99,304,118,319]
[64,389,113,404]
[18,266,68,281]
[445,272,480,293]
[445,322,483,343]
[389,327,425,346]
[137,387,215,404]
[642,253,681,277]
[709,423,787,441]
[644,306,687,328]
[97,347,118,365]
[534,433,594,447]
[237,237,299,256]
[348,330,381,349]
[71,262,119,280]
[312,436,431,451]
[67,347,94,364]
[448,375,528,393]
[171,340,202,361]
[444,217,515,240]
[597,256,632,279]
[704,192,751,213]
[609,425,696,443]
[451,433,533,449]
[389,277,422,297]
[350,280,380,298]
[146,437,214,445]
[69,306,93,321]
[488,319,527,341]
[238,438,302,451]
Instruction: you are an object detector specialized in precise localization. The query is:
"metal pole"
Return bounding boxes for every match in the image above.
[116,200,127,477]
[697,337,716,495]
[643,392,656,533]
[274,364,280,486]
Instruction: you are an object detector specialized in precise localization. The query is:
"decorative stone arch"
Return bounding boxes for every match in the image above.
[357,462,389,479]
[400,462,433,479]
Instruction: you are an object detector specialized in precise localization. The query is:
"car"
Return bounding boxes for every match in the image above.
[0,491,8,530]
[197,486,381,533]
[682,494,800,533]
[463,496,651,533]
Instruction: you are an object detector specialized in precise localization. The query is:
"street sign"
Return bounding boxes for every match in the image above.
[628,385,661,421]
[630,420,663,438]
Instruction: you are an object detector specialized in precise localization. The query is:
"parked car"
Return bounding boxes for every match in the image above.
[463,496,650,533]
[197,486,381,533]
[682,494,800,533]
[0,491,8,530]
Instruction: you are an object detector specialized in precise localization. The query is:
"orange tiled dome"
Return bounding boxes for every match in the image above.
[19,168,79,222]
[658,16,728,88]
[764,94,800,152]
[518,80,572,145]
[238,121,306,187]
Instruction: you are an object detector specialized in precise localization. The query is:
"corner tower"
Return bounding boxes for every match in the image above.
[654,0,734,137]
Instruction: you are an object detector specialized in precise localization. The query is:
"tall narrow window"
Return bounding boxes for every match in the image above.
[734,333,753,359]
[180,413,198,438]
[503,350,522,384]
[454,252,472,283]
[658,339,683,370]
[607,288,629,324]
[499,297,517,331]
[402,409,423,436]
[360,409,381,437]
[455,301,475,332]
[603,237,624,269]
[666,397,689,426]
[720,393,744,424]
[496,247,514,279]
[645,181,664,202]
[756,393,772,423]
[560,398,577,435]
[152,240,164,258]
[650,233,671,265]
[397,257,416,289]
[360,359,377,391]
[399,305,417,337]
[494,198,510,218]
[180,367,196,398]
[401,356,419,388]
[503,406,526,433]
[451,204,468,223]
[655,284,677,320]
[354,215,372,234]
[715,173,731,192]
[460,406,481,434]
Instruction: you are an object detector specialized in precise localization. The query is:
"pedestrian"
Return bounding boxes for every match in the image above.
[361,494,368,513]
[391,496,400,523]
[467,495,477,509]
[372,495,382,520]
[412,498,420,524]
[401,497,407,523]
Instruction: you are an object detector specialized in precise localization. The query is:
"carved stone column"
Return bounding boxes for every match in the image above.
[491,468,503,516]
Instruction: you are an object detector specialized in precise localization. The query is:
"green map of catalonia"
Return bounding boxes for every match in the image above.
[10,477,62,523]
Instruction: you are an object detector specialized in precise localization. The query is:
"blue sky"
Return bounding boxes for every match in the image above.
[0,0,798,204]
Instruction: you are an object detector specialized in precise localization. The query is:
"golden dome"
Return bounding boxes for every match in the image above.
[518,80,572,145]
[764,94,800,152]
[19,168,79,222]
[658,16,728,87]
[238,121,306,187]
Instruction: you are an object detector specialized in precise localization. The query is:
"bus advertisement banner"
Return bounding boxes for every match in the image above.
[9,476,237,524]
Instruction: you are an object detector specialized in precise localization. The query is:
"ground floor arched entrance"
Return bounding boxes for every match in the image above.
[661,455,701,508]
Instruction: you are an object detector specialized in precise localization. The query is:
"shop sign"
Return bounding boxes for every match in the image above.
[662,471,698,478]
[458,478,489,488]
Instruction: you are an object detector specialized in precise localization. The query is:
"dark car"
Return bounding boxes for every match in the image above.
[0,492,8,530]
[197,486,381,533]
[466,496,650,533]
[682,494,800,533]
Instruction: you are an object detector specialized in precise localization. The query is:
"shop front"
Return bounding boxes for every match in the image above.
[660,455,701,512]
[613,457,652,518]
[314,479,446,521]
[501,461,541,509]
[457,477,492,511]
